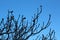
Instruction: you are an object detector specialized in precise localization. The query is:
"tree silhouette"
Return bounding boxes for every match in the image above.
[0,5,56,40]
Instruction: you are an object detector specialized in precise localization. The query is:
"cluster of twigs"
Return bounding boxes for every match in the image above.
[34,28,56,40]
[0,5,55,40]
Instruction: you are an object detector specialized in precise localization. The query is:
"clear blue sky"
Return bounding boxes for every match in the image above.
[0,0,60,40]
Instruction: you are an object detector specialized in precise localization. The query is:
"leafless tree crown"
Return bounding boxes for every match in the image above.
[0,5,55,40]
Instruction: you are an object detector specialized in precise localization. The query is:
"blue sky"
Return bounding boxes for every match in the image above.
[0,0,60,40]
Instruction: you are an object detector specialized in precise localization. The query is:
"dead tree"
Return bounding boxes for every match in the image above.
[0,5,55,40]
